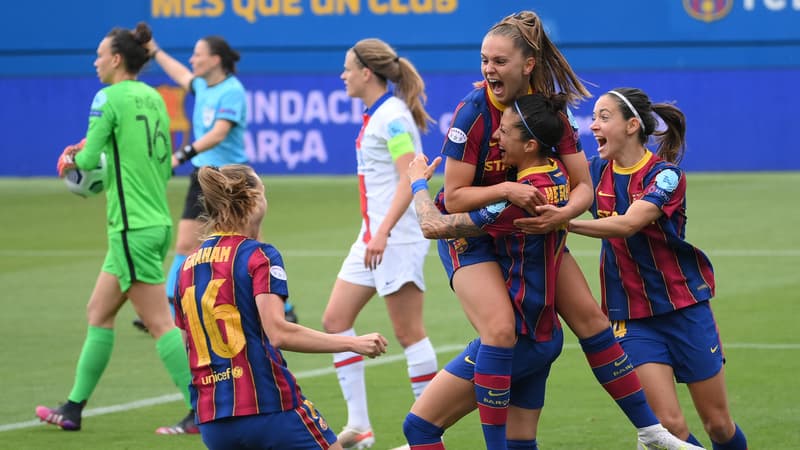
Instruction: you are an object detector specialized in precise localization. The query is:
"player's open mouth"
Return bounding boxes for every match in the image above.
[487,78,503,95]
[595,136,607,151]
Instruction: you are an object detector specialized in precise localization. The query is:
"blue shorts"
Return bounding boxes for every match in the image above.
[199,401,337,450]
[612,301,724,384]
[444,329,563,410]
[437,234,496,283]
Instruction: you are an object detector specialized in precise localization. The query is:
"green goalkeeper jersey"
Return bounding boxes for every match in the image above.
[75,80,173,232]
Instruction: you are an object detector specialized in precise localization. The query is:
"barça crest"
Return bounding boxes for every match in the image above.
[683,0,733,22]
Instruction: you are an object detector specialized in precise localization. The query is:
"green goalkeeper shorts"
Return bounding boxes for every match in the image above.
[102,225,172,292]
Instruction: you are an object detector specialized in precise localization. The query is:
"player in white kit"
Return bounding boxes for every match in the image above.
[321,38,438,449]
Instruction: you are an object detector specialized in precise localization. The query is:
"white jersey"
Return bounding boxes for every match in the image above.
[355,94,425,245]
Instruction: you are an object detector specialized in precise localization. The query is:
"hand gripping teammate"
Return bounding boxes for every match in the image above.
[401,93,571,450]
[434,11,701,449]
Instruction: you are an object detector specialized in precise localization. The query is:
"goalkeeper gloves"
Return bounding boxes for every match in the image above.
[57,138,87,177]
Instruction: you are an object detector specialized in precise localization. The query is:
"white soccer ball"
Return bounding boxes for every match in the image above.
[64,153,107,197]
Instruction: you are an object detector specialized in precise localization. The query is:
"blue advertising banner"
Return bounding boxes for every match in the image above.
[1,68,797,176]
[2,1,798,74]
[5,1,800,50]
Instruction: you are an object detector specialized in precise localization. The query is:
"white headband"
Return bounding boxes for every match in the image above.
[608,90,643,130]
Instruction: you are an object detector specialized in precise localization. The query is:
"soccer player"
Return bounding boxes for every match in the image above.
[38,22,195,434]
[402,93,704,450]
[134,29,298,333]
[321,38,438,449]
[401,93,570,450]
[435,11,691,449]
[175,164,388,450]
[567,87,748,450]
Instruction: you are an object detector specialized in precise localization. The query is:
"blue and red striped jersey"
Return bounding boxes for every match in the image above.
[587,152,715,320]
[440,83,506,188]
[469,159,570,341]
[174,233,303,424]
[436,82,582,213]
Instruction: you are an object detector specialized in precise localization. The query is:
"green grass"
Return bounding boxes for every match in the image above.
[1,173,798,449]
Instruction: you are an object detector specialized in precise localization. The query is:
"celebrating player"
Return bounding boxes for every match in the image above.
[433,11,695,449]
[135,28,298,334]
[401,92,704,450]
[174,164,387,449]
[38,22,194,434]
[567,87,748,449]
[402,92,570,450]
[321,38,438,449]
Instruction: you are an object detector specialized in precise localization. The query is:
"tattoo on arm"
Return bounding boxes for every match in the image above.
[414,193,485,239]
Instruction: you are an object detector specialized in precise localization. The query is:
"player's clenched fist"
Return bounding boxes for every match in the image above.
[353,333,389,358]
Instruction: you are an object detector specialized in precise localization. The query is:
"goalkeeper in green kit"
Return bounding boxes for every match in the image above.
[38,22,198,435]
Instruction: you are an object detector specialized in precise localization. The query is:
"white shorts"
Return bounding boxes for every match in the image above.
[337,239,429,297]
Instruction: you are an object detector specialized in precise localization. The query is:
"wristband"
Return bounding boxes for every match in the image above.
[175,144,198,165]
[411,179,429,195]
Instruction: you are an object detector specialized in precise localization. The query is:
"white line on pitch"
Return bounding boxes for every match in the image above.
[2,342,797,433]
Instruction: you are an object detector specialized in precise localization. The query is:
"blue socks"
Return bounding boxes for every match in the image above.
[712,423,747,450]
[474,344,513,450]
[402,412,444,448]
[579,328,658,428]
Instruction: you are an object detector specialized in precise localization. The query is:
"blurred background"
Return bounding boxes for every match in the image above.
[1,0,797,175]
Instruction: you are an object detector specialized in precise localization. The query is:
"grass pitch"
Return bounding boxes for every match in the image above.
[1,172,798,449]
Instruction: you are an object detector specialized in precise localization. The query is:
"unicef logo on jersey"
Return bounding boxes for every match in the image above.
[203,106,215,128]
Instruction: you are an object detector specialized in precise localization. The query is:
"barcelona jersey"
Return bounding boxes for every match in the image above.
[588,152,715,321]
[468,158,570,341]
[438,82,583,200]
[174,233,303,424]
[435,83,583,279]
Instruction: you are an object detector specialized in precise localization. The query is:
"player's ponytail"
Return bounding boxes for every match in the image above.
[351,38,434,133]
[607,87,686,164]
[512,92,568,151]
[489,11,591,106]
[105,23,151,75]
[203,36,240,74]
[652,103,686,164]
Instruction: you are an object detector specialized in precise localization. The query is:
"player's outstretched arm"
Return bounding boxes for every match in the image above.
[569,199,663,239]
[146,37,194,91]
[408,155,486,239]
[256,293,388,357]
